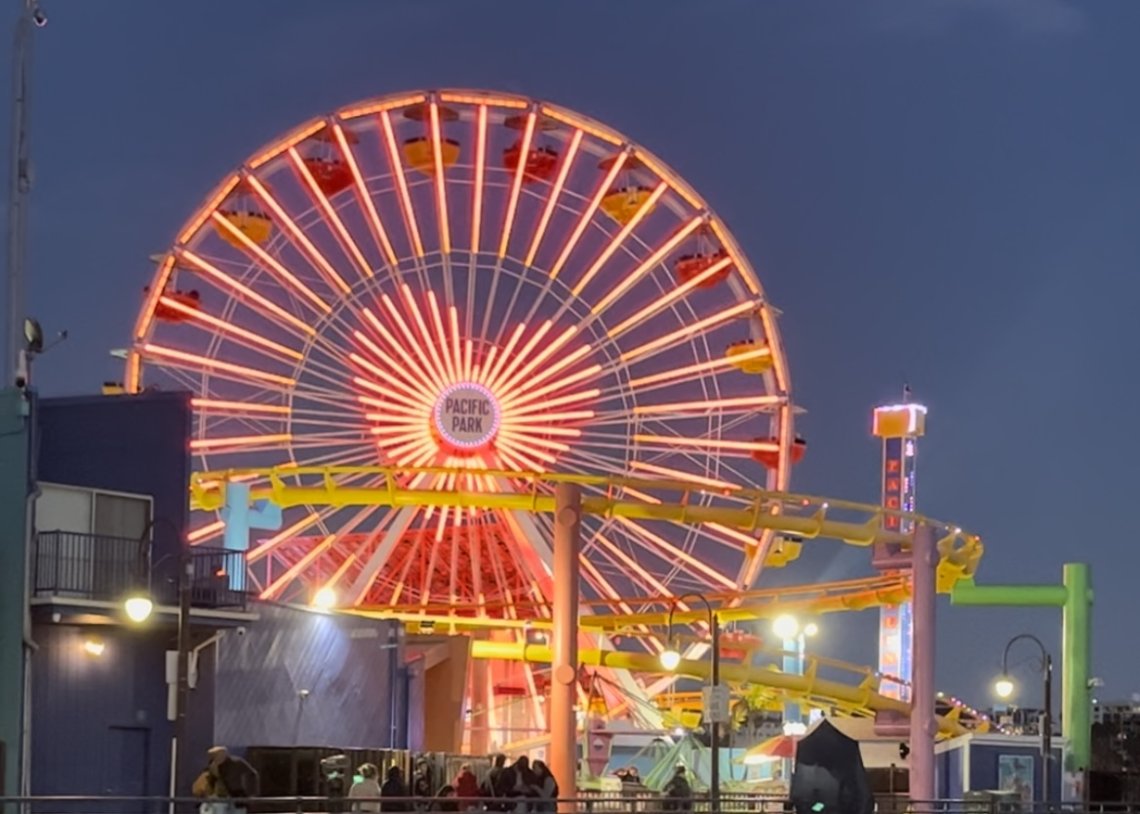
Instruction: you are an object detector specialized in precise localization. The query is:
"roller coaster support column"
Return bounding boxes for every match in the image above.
[910,523,937,803]
[551,482,581,809]
[951,563,1093,779]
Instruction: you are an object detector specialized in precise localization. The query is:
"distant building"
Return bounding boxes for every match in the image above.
[1093,699,1140,733]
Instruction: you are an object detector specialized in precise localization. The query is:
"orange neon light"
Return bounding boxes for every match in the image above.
[333,123,398,267]
[190,433,292,451]
[760,304,789,391]
[487,320,551,392]
[508,388,599,415]
[449,307,463,383]
[247,118,326,169]
[629,460,738,491]
[379,110,425,258]
[247,510,323,560]
[498,354,597,408]
[481,323,526,388]
[523,128,583,267]
[497,431,570,453]
[207,214,331,315]
[427,291,458,383]
[338,94,427,120]
[361,308,438,390]
[608,255,733,338]
[549,151,628,279]
[245,176,351,295]
[191,399,289,414]
[497,436,558,465]
[615,517,737,590]
[540,106,622,146]
[499,424,582,438]
[288,147,373,279]
[594,533,671,595]
[134,255,175,341]
[470,105,487,254]
[261,534,335,599]
[177,175,240,244]
[142,344,295,387]
[495,326,578,396]
[402,286,452,390]
[570,181,667,296]
[188,520,225,544]
[620,300,756,363]
[711,220,760,295]
[498,111,536,259]
[429,102,453,255]
[352,331,436,399]
[632,434,778,453]
[632,394,781,416]
[440,92,527,109]
[379,294,447,391]
[500,409,593,423]
[633,149,703,210]
[590,216,703,317]
[628,346,771,391]
[158,296,302,361]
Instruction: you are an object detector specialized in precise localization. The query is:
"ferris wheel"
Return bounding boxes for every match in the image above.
[128,89,798,621]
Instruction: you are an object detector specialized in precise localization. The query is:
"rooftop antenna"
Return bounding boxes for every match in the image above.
[5,0,46,388]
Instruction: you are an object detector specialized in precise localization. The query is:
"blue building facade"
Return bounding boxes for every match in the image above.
[936,733,1065,800]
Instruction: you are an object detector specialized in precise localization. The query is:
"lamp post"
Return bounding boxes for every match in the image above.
[659,594,721,812]
[772,616,817,782]
[125,517,191,802]
[994,634,1053,804]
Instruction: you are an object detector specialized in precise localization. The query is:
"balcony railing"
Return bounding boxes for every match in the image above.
[33,530,248,612]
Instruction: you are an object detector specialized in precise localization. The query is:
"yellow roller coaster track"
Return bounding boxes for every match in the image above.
[191,465,983,592]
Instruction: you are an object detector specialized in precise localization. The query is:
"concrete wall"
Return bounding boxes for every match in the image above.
[214,604,407,751]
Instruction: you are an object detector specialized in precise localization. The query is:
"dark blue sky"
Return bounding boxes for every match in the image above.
[15,1,1140,706]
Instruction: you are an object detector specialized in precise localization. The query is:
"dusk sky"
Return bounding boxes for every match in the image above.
[14,1,1140,707]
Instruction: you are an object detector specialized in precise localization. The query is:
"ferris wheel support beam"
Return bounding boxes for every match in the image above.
[346,506,417,605]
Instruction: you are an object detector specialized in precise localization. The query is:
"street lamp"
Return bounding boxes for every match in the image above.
[123,517,192,802]
[994,634,1053,803]
[660,594,722,812]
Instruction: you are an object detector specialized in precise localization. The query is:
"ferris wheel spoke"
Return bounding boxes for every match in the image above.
[287,147,374,282]
[524,129,583,270]
[245,176,352,297]
[206,215,333,317]
[614,517,737,591]
[605,255,734,341]
[164,301,304,365]
[141,344,295,389]
[378,110,426,259]
[356,307,441,393]
[631,434,776,458]
[178,248,319,338]
[260,504,381,601]
[348,505,419,605]
[564,182,667,308]
[616,299,759,369]
[549,152,628,282]
[329,122,398,269]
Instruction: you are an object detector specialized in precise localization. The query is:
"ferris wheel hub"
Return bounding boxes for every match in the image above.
[432,381,501,452]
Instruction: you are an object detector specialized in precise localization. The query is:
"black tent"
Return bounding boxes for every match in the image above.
[790,720,874,814]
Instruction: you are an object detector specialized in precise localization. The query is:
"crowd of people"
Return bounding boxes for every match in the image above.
[349,755,559,812]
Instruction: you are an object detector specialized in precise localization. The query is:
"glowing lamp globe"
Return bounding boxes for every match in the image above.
[124,595,154,623]
[313,587,337,610]
[659,648,682,672]
[772,614,800,640]
[803,622,819,637]
[994,677,1015,699]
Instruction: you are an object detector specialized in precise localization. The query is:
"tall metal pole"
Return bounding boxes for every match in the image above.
[908,523,936,803]
[550,482,581,811]
[5,1,38,386]
[709,610,720,814]
[1043,654,1054,804]
[174,547,191,797]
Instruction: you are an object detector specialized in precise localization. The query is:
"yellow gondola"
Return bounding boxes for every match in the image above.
[725,340,773,374]
[215,211,272,248]
[600,185,654,225]
[403,136,460,175]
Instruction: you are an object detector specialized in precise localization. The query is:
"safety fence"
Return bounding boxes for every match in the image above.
[0,797,1136,814]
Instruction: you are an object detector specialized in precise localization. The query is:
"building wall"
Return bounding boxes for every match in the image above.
[0,389,32,793]
[968,741,1063,798]
[29,623,184,797]
[214,604,406,751]
[36,392,192,584]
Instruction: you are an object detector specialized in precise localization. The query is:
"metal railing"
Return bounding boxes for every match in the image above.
[0,796,1135,814]
[32,532,248,611]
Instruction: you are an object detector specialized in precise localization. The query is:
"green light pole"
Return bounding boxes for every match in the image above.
[951,563,1092,781]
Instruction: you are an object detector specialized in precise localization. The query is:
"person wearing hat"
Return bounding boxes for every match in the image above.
[193,746,259,814]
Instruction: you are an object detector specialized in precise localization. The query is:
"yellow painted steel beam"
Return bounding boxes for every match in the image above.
[191,466,983,590]
[471,639,969,737]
